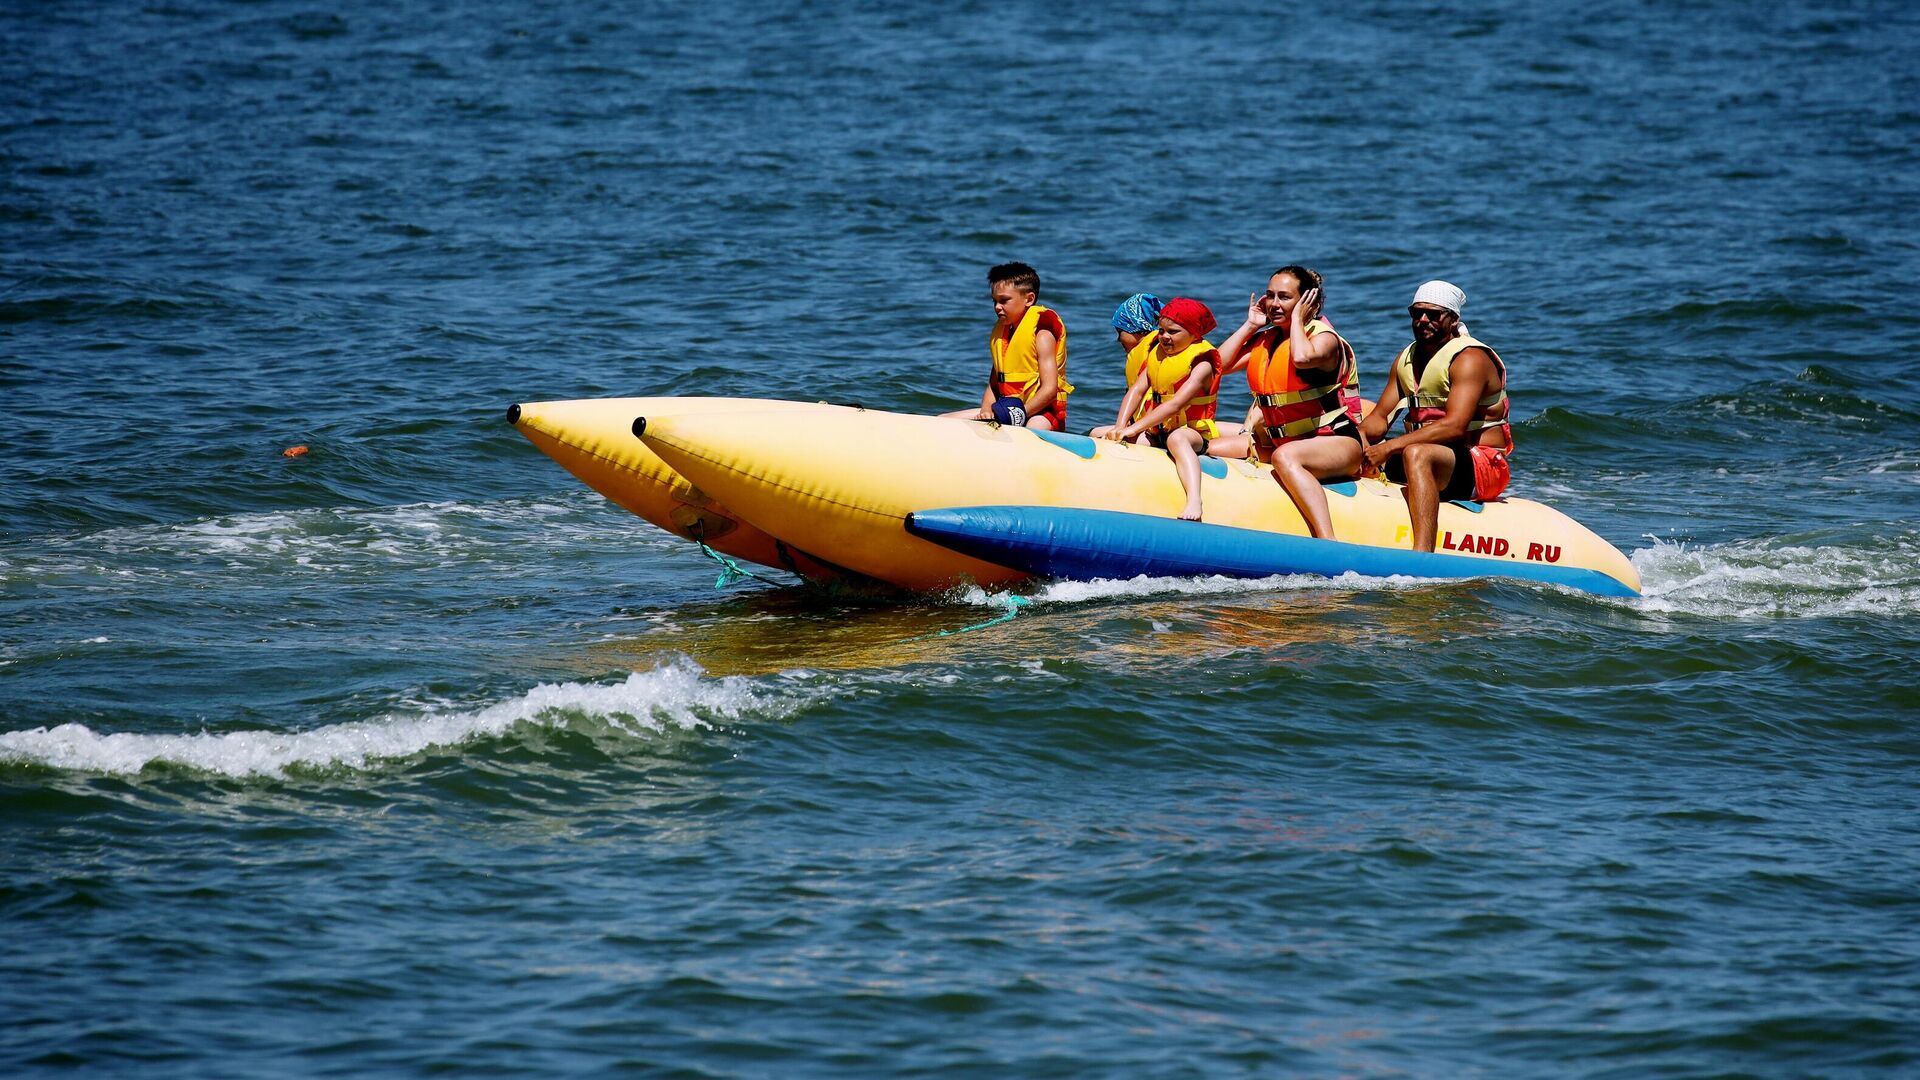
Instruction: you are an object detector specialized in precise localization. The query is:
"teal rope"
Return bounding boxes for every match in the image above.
[696,540,785,589]
[687,527,1024,634]
[904,593,1030,641]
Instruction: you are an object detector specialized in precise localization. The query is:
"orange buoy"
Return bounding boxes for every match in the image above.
[283,445,309,458]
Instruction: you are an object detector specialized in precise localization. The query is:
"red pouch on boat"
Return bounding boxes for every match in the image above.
[1470,444,1510,502]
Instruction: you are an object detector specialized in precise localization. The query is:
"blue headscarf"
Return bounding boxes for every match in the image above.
[1110,292,1165,334]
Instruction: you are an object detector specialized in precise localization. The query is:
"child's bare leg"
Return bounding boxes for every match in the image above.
[1026,414,1057,431]
[1205,433,1252,460]
[1168,428,1206,521]
[1271,436,1363,539]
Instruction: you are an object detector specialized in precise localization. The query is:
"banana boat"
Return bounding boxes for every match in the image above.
[506,397,850,581]
[509,397,1639,597]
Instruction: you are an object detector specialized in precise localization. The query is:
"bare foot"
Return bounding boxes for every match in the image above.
[1178,503,1203,522]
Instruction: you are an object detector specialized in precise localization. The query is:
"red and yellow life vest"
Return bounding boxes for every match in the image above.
[990,304,1072,403]
[1143,339,1221,437]
[1245,319,1359,442]
[1389,333,1512,449]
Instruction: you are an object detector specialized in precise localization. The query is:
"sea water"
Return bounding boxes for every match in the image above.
[4,1,1917,1075]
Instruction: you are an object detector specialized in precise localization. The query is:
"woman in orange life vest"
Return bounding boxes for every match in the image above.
[1361,280,1514,553]
[1098,297,1222,521]
[1208,266,1367,540]
[942,261,1070,431]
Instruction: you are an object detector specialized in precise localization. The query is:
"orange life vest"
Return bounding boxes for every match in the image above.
[1244,319,1360,442]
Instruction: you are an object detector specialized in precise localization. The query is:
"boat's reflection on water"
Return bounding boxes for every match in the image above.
[586,576,1507,677]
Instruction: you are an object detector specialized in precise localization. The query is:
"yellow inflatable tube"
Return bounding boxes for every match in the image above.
[507,397,849,581]
[634,404,1641,595]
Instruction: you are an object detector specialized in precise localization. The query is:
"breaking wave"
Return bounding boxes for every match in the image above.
[0,658,808,778]
[1631,529,1920,619]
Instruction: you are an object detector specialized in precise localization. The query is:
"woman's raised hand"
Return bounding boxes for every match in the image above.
[1245,291,1268,328]
[1295,287,1322,325]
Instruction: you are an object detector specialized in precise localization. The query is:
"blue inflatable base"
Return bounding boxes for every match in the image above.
[904,505,1639,598]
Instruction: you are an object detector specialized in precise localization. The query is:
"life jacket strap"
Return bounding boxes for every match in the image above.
[1269,408,1347,438]
[1256,385,1337,408]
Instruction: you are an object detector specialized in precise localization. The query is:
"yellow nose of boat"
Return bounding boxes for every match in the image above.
[507,396,851,582]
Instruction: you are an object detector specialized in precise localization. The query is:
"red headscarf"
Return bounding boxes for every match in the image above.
[1161,297,1216,338]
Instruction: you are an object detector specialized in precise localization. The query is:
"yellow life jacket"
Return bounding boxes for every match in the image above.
[989,304,1072,402]
[1144,339,1220,436]
[1390,333,1511,438]
[1124,331,1157,421]
[1339,329,1362,404]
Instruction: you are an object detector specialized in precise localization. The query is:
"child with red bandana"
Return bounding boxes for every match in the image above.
[1099,297,1222,520]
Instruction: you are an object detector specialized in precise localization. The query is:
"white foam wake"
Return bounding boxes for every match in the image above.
[0,659,801,778]
[0,491,667,585]
[940,531,1920,620]
[1631,531,1920,618]
[952,571,1426,609]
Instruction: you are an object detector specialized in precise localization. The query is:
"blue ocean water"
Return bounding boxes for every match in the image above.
[4,1,1918,1075]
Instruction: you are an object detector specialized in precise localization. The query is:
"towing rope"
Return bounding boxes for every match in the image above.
[904,593,1030,641]
[688,521,786,589]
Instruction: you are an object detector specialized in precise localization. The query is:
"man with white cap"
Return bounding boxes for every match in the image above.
[1360,280,1514,552]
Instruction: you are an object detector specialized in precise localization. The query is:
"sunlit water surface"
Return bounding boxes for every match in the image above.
[4,2,1917,1075]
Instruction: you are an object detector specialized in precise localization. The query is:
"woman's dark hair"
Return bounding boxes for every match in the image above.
[1272,265,1323,298]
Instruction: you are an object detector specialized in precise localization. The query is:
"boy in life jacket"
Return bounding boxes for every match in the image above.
[1097,297,1222,521]
[1091,292,1163,435]
[1361,280,1514,553]
[1208,266,1367,539]
[943,261,1071,431]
